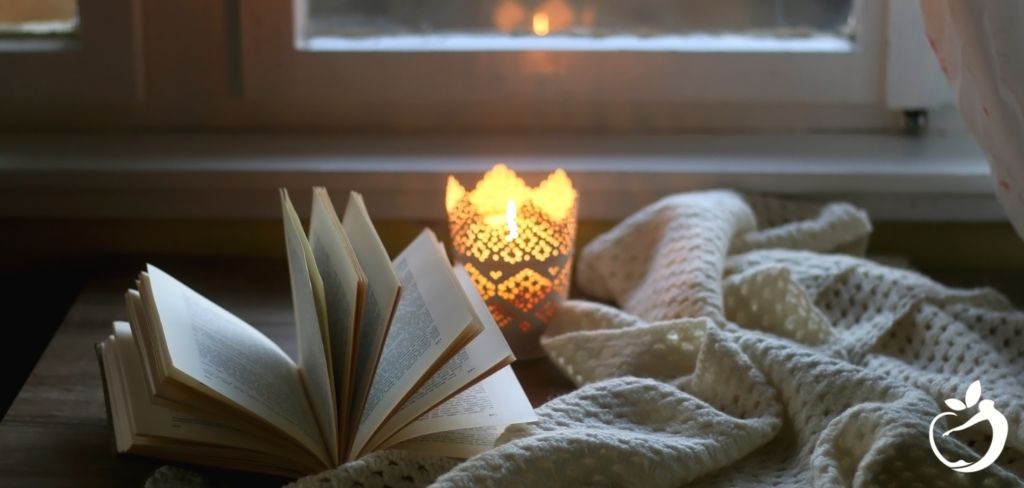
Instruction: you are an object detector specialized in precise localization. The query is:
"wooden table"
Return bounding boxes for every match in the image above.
[0,258,576,488]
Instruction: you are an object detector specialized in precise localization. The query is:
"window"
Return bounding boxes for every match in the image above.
[0,0,141,102]
[303,0,854,46]
[237,0,952,132]
[0,1,989,225]
[0,0,954,132]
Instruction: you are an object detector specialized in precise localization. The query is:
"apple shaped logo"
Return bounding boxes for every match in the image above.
[929,380,1008,473]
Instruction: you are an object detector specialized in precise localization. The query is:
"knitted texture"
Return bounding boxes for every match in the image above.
[148,190,1024,487]
[430,190,1024,487]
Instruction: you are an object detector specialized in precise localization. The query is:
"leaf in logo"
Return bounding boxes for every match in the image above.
[966,380,981,408]
[945,398,967,411]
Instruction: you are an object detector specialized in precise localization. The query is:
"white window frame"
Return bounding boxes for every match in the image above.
[235,0,954,130]
[886,0,953,109]
[0,0,143,102]
[240,0,886,105]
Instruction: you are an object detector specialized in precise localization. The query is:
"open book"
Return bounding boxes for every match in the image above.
[96,188,537,477]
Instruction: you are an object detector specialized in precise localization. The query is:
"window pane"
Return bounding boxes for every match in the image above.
[0,0,77,35]
[306,0,854,39]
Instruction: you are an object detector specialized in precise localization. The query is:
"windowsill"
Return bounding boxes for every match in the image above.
[302,32,854,53]
[0,133,999,222]
[0,36,78,52]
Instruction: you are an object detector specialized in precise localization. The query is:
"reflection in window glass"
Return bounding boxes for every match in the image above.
[0,0,78,35]
[306,0,853,39]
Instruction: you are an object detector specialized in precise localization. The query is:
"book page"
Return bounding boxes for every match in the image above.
[282,189,339,463]
[391,425,507,459]
[380,366,536,448]
[350,229,480,459]
[308,187,365,456]
[125,289,160,397]
[143,264,329,465]
[341,191,402,437]
[364,263,515,451]
[107,321,322,471]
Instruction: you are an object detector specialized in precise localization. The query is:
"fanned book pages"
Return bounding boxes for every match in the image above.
[96,188,537,477]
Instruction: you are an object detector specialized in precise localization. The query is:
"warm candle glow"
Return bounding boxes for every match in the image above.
[446,164,577,355]
[493,0,526,33]
[581,4,596,27]
[537,0,575,33]
[533,12,549,35]
[506,199,519,242]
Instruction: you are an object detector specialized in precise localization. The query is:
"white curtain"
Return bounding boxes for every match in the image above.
[919,1,1024,236]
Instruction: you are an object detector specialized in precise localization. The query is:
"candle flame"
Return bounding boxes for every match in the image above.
[533,12,549,36]
[506,199,519,241]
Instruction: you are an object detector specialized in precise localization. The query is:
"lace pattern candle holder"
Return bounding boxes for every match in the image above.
[446,164,577,360]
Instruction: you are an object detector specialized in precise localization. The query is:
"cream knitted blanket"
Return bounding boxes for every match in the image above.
[150,190,1024,488]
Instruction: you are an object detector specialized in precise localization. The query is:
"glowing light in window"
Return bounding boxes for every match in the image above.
[493,0,526,33]
[533,12,549,36]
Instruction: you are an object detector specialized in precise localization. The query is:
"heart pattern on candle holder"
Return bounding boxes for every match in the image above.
[447,164,577,360]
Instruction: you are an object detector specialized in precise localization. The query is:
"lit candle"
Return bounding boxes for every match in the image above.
[446,164,577,359]
[533,12,550,36]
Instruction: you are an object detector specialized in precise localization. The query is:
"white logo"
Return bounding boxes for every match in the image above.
[929,380,1007,473]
